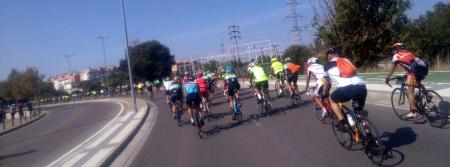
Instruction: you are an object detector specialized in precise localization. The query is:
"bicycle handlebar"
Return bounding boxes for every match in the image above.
[387,76,405,87]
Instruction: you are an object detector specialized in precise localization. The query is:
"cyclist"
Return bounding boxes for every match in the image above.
[284,57,301,98]
[270,57,285,95]
[384,43,428,118]
[249,62,271,104]
[168,77,183,119]
[247,59,255,89]
[196,73,211,114]
[184,75,203,126]
[182,71,190,84]
[223,66,241,119]
[304,57,327,116]
[203,71,215,95]
[322,47,367,129]
[163,77,173,104]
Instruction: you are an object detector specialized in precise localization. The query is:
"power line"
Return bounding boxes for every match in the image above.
[286,0,301,45]
[228,25,241,61]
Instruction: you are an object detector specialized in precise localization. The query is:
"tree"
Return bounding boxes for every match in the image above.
[203,60,219,73]
[79,80,101,93]
[312,0,412,67]
[283,45,314,66]
[0,67,44,102]
[119,40,175,82]
[405,2,450,65]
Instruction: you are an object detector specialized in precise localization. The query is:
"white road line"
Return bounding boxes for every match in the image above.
[82,147,115,167]
[109,119,140,145]
[46,101,125,167]
[119,112,133,122]
[86,123,122,149]
[61,152,87,167]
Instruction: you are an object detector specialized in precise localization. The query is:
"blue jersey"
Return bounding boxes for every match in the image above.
[184,81,199,94]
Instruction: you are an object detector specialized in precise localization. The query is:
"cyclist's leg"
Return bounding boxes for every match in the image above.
[286,76,293,94]
[186,94,194,123]
[262,80,270,100]
[406,74,418,113]
[314,84,325,109]
[351,84,367,116]
[254,81,262,100]
[292,75,299,95]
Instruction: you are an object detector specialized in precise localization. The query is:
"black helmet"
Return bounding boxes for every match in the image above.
[326,46,339,56]
[188,75,195,82]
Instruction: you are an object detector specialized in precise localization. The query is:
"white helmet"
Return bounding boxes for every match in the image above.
[307,57,319,65]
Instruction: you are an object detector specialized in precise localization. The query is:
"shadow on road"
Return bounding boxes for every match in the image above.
[380,127,417,167]
[0,149,36,161]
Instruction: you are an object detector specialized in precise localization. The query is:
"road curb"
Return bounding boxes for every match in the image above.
[0,112,47,136]
[101,101,150,167]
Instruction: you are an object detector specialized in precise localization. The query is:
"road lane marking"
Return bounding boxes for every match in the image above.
[108,119,140,145]
[61,152,87,167]
[120,112,133,122]
[47,101,125,167]
[86,123,122,149]
[83,147,115,167]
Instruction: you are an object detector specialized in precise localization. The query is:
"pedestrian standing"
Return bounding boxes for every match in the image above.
[18,102,25,123]
[27,101,34,118]
[10,104,17,127]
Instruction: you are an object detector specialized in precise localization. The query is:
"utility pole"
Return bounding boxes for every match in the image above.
[228,25,241,62]
[97,35,111,97]
[120,0,137,112]
[286,0,301,45]
[64,54,73,73]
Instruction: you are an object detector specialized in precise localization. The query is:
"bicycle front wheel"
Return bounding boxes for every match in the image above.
[422,90,447,128]
[391,88,409,120]
[358,118,384,165]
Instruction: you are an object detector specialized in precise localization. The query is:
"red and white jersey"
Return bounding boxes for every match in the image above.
[392,50,416,72]
[307,63,325,80]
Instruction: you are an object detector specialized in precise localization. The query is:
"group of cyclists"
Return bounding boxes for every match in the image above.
[162,42,430,130]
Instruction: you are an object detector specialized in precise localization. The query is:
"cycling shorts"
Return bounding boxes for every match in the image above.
[287,75,298,87]
[331,84,367,111]
[170,94,182,104]
[199,90,209,98]
[186,93,200,108]
[227,82,240,96]
[275,72,284,80]
[255,80,269,90]
[314,82,324,97]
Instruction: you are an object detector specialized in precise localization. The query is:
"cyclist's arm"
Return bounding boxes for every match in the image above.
[305,71,311,90]
[386,62,397,79]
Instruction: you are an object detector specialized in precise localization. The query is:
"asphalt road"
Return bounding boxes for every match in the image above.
[131,88,450,167]
[0,101,121,167]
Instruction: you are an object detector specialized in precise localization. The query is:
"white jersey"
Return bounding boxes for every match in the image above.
[163,80,173,90]
[323,58,365,88]
[307,63,325,80]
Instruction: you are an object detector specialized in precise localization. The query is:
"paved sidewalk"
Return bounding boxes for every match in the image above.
[0,111,46,135]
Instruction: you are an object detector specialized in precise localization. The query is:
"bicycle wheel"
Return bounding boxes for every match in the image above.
[358,118,385,165]
[331,105,354,150]
[391,88,409,120]
[422,90,447,128]
[176,104,182,127]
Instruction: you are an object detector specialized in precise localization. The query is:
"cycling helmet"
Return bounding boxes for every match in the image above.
[165,77,171,81]
[188,75,195,82]
[392,43,404,50]
[326,46,339,56]
[184,71,189,75]
[226,65,234,73]
[271,57,278,62]
[248,63,254,68]
[196,72,203,78]
[285,57,292,62]
[307,57,319,65]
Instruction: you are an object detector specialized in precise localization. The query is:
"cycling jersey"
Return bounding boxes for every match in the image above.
[184,81,199,94]
[225,73,240,96]
[308,63,325,96]
[307,63,325,81]
[271,61,284,74]
[250,66,268,82]
[168,81,181,94]
[163,80,173,90]
[195,77,208,93]
[392,50,416,72]
[324,58,365,88]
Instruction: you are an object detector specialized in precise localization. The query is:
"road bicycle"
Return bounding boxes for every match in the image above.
[331,103,384,165]
[312,94,334,124]
[289,85,303,106]
[170,99,183,127]
[257,91,272,114]
[200,96,211,121]
[388,76,447,128]
[231,89,243,122]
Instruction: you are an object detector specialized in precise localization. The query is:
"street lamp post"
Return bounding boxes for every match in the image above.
[120,0,137,112]
[97,35,111,97]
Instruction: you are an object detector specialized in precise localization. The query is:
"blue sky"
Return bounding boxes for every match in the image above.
[0,0,448,80]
